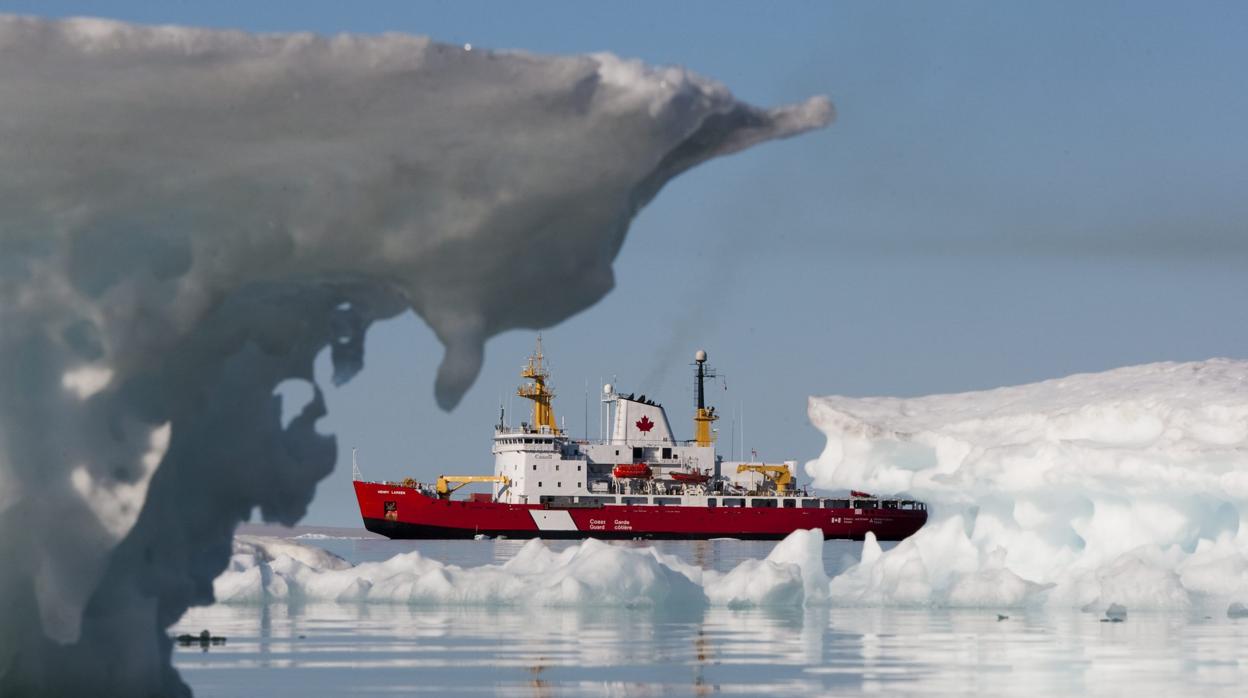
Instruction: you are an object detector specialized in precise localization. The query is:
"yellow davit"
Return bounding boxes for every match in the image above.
[435,474,510,498]
[736,464,794,493]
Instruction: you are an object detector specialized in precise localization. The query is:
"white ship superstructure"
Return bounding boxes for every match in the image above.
[490,339,794,506]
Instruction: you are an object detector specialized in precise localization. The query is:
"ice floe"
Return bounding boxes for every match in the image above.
[215,531,832,609]
[808,359,1248,610]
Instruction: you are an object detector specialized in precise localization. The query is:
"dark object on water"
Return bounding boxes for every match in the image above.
[175,629,227,650]
[997,614,1009,621]
[1102,603,1127,623]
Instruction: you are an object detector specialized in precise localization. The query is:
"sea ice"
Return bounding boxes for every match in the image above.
[807,359,1248,610]
[0,15,830,696]
[213,531,832,610]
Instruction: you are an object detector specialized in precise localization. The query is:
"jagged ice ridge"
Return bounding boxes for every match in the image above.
[216,531,830,609]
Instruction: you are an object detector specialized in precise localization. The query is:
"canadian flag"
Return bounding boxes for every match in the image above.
[635,415,654,432]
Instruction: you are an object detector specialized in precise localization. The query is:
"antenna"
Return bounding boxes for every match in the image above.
[692,350,718,447]
[351,448,362,481]
[600,375,617,443]
[740,400,745,463]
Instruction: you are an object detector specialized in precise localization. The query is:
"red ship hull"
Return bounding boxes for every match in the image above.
[355,481,927,541]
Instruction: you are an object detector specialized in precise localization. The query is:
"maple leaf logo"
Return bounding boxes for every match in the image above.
[635,415,654,432]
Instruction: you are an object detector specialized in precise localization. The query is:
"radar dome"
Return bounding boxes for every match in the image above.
[603,383,613,395]
[695,349,708,362]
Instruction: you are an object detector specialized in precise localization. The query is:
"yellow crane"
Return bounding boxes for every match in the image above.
[736,464,795,493]
[435,474,510,499]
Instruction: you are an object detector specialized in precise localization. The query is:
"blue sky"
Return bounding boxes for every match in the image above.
[11,2,1248,525]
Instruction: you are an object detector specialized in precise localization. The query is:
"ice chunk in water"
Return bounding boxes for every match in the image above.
[212,531,837,610]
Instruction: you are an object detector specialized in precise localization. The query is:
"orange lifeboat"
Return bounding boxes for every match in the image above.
[670,470,710,484]
[613,463,653,479]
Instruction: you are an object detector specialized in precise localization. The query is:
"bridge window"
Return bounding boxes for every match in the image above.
[662,447,672,460]
[825,499,849,509]
[802,499,819,509]
[632,447,643,460]
[752,499,777,508]
[722,498,745,507]
[783,499,796,508]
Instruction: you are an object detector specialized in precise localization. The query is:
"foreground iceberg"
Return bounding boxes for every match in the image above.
[807,359,1248,611]
[217,531,831,610]
[0,15,831,696]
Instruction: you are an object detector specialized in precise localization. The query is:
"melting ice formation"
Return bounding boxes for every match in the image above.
[218,531,831,608]
[0,14,831,696]
[808,359,1248,612]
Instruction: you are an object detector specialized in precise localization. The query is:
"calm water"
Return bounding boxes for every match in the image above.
[173,528,1248,697]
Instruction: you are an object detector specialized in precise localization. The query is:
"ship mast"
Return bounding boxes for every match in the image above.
[693,349,718,446]
[517,334,559,434]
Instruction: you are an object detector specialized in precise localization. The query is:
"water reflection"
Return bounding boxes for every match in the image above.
[175,537,1248,696]
[328,536,875,578]
[173,601,1248,697]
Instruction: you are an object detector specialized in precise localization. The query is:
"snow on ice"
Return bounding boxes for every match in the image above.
[0,15,830,696]
[807,359,1248,612]
[214,531,829,609]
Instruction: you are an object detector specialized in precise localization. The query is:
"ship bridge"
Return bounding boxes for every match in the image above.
[491,340,735,505]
